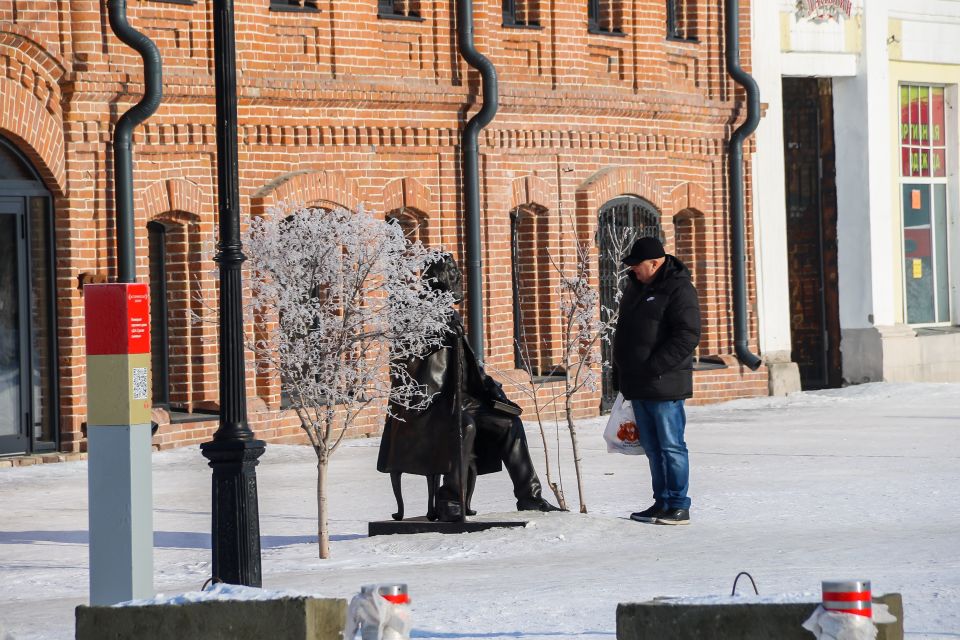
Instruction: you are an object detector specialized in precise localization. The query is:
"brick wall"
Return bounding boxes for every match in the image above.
[0,0,764,453]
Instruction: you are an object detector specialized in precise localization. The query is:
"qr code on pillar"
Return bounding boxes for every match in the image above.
[132,367,148,400]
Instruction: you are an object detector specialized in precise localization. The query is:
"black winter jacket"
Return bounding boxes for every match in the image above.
[612,255,701,401]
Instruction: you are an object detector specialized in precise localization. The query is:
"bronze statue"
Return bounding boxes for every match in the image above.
[377,254,561,522]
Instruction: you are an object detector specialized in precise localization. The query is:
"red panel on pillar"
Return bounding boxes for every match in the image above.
[84,283,151,356]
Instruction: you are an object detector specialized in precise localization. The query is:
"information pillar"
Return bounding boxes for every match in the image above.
[83,283,153,605]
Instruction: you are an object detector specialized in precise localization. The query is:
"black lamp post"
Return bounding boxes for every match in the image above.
[199,0,266,587]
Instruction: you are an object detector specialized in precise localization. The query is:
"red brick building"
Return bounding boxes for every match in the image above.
[0,0,768,457]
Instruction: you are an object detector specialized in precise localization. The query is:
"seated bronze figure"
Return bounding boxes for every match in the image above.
[377,254,560,522]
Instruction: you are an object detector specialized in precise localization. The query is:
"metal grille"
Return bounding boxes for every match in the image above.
[597,196,662,412]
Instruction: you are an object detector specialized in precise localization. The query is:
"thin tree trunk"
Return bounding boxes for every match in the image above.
[535,407,566,511]
[317,455,330,559]
[565,393,587,514]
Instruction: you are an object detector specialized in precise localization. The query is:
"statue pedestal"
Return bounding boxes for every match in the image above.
[368,516,526,537]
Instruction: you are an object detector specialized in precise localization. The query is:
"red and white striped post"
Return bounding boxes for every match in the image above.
[822,580,872,617]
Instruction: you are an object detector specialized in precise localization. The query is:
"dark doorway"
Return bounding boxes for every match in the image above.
[782,78,842,389]
[596,196,662,411]
[0,137,58,455]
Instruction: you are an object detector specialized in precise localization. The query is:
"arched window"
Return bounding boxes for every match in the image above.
[673,209,704,291]
[147,216,203,413]
[596,195,662,411]
[386,207,428,245]
[510,204,559,376]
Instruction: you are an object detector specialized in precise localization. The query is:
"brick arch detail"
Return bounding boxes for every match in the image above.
[0,28,68,80]
[667,182,708,217]
[508,175,552,211]
[575,166,667,216]
[383,177,433,216]
[0,32,67,194]
[251,170,363,217]
[141,178,206,223]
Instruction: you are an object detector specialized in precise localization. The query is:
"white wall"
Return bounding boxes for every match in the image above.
[751,0,793,358]
[833,0,896,330]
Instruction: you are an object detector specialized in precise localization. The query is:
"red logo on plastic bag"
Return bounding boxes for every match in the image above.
[617,422,638,443]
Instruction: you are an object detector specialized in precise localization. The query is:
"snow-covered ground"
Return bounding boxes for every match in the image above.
[1,382,958,639]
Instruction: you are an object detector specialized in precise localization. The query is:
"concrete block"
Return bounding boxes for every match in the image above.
[617,593,902,640]
[76,596,347,640]
[766,361,801,396]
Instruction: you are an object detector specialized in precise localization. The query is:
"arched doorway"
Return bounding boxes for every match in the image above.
[0,136,58,455]
[596,195,662,411]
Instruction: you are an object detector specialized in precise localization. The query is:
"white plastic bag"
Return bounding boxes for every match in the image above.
[344,584,412,640]
[801,603,897,640]
[603,393,645,455]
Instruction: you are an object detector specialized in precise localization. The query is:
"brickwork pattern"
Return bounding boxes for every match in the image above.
[0,0,765,453]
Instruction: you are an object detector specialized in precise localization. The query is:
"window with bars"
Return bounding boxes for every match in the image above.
[503,0,540,27]
[379,0,422,19]
[898,83,952,325]
[596,196,662,410]
[386,208,428,245]
[588,0,625,35]
[666,0,697,41]
[270,0,320,12]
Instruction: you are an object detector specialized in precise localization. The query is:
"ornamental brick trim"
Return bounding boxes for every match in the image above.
[576,166,666,215]
[0,79,66,193]
[140,178,206,223]
[382,177,433,216]
[250,170,364,217]
[508,174,552,211]
[0,28,68,81]
[667,181,709,217]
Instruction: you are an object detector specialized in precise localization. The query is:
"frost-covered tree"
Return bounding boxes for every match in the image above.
[244,206,455,558]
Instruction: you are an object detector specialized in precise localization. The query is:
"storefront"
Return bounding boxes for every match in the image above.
[753,0,960,387]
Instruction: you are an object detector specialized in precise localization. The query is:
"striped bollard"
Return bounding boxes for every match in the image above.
[822,580,872,617]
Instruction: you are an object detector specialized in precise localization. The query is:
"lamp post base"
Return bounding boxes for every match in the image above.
[200,439,266,587]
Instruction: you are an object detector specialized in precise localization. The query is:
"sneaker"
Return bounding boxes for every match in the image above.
[655,508,690,525]
[629,504,667,523]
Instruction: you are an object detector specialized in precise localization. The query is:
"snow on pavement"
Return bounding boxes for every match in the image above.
[0,382,958,639]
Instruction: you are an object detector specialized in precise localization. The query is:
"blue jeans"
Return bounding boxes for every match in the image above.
[633,399,690,510]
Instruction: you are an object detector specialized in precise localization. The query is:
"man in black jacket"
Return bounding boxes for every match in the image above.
[612,237,701,525]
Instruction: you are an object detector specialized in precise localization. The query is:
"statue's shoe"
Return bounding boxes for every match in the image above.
[435,500,463,522]
[516,496,563,512]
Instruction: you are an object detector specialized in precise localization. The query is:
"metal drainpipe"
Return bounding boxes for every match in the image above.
[456,0,498,362]
[108,0,163,283]
[724,0,762,371]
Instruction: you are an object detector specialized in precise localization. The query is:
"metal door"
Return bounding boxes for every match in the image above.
[782,78,841,389]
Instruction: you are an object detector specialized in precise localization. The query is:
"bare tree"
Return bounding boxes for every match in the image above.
[243,206,455,558]
[508,327,568,511]
[510,213,635,514]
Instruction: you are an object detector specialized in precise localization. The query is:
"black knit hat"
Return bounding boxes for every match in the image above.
[622,237,665,265]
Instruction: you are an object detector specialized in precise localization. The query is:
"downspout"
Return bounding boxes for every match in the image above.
[724,0,762,370]
[108,0,163,283]
[456,0,498,362]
